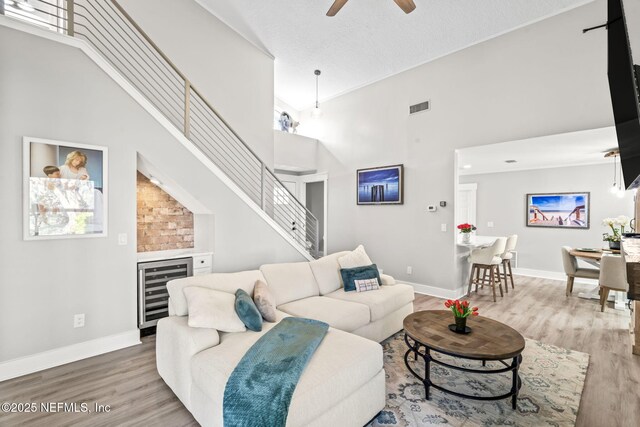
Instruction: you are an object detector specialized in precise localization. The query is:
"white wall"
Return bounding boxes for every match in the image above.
[118,0,275,167]
[0,26,304,364]
[299,0,619,289]
[274,131,318,172]
[460,164,634,273]
[625,0,640,56]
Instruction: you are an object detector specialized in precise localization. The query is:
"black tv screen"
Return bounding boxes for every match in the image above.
[608,0,640,189]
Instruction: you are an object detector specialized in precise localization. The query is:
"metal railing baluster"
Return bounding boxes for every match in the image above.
[67,0,74,35]
[184,80,191,137]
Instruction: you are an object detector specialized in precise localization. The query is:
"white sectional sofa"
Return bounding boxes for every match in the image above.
[157,250,415,427]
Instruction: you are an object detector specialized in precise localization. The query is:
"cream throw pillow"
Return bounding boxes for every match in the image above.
[354,278,380,292]
[253,280,277,322]
[338,245,373,269]
[183,287,246,332]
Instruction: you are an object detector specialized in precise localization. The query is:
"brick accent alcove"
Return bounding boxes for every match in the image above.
[137,172,194,252]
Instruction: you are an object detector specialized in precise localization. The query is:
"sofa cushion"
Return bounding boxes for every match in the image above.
[309,251,350,295]
[253,280,277,322]
[338,245,373,269]
[326,283,415,322]
[260,262,320,306]
[234,289,262,332]
[380,273,396,286]
[277,296,370,332]
[340,264,381,292]
[168,270,265,316]
[183,287,246,332]
[190,321,382,426]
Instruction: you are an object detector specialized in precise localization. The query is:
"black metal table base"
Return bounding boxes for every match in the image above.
[403,334,523,409]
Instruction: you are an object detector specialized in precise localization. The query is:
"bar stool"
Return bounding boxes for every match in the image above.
[467,237,507,302]
[499,235,518,292]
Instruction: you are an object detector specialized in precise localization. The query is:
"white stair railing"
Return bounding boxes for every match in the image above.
[2,0,320,258]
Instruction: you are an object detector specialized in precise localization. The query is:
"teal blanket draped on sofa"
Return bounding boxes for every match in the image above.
[223,317,330,427]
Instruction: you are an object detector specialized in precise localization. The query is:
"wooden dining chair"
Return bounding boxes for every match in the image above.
[561,246,599,296]
[467,237,507,302]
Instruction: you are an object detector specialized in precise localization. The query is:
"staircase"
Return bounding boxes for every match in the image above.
[1,0,320,259]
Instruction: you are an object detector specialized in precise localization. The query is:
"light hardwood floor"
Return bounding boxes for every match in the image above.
[1,276,638,426]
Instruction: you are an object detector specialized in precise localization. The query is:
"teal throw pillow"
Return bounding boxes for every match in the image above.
[234,289,263,332]
[340,264,381,292]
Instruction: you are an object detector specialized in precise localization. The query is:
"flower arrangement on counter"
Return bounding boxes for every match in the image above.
[457,223,477,234]
[602,215,631,243]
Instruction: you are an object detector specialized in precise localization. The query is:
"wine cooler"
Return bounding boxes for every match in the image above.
[138,257,193,329]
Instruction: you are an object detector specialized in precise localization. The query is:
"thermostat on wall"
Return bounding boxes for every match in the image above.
[427,205,437,212]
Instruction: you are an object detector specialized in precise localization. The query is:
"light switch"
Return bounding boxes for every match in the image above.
[441,224,447,232]
[487,222,494,228]
[118,233,128,245]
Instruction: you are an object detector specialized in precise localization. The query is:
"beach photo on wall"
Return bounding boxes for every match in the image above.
[23,137,108,240]
[357,164,403,205]
[526,192,589,229]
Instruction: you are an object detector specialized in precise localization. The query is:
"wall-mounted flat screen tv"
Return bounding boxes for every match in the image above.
[608,0,640,189]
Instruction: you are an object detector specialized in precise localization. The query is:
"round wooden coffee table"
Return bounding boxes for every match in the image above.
[403,310,526,409]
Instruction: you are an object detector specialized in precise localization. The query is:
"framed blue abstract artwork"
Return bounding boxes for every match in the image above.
[526,192,590,229]
[357,164,404,205]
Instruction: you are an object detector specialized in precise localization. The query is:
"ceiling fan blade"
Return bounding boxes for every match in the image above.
[327,0,349,16]
[393,0,417,14]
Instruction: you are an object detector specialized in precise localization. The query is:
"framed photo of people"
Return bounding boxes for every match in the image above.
[23,136,108,240]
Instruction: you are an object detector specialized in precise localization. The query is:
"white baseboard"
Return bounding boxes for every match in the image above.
[401,268,598,301]
[0,330,140,382]
[400,281,467,300]
[513,268,598,285]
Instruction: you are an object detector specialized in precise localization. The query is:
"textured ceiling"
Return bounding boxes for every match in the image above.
[196,0,594,110]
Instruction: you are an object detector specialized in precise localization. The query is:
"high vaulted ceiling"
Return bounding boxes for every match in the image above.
[196,0,594,110]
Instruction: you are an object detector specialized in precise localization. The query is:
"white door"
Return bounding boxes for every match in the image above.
[300,173,328,256]
[457,183,477,225]
[281,180,297,199]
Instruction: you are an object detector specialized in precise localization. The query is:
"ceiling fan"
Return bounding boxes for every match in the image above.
[327,0,416,16]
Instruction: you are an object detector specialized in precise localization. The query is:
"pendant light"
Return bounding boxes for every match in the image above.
[311,69,323,119]
[609,153,619,194]
[617,158,626,198]
[605,149,621,195]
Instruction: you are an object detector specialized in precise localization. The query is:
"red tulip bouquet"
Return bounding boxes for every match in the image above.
[444,299,478,333]
[457,223,477,244]
[456,223,477,234]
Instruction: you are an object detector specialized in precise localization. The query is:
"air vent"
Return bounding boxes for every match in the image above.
[409,100,430,115]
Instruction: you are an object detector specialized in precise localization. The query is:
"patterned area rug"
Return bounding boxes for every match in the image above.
[370,333,589,426]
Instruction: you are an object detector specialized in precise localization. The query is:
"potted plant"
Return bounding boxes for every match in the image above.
[457,223,477,244]
[444,299,478,334]
[602,215,630,250]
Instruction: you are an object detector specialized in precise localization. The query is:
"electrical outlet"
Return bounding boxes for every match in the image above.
[118,233,127,245]
[73,314,85,328]
[487,221,494,228]
[441,223,447,232]
[406,266,413,275]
